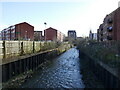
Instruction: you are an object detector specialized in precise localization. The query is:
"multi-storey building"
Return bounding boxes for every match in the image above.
[34,31,44,41]
[89,30,93,40]
[0,32,1,40]
[68,30,77,40]
[97,24,104,42]
[89,30,97,40]
[57,30,65,42]
[1,22,34,40]
[44,27,57,41]
[44,27,65,42]
[60,32,65,42]
[97,7,120,42]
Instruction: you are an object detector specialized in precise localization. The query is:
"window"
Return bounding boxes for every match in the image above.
[107,26,112,32]
[11,26,15,29]
[107,19,113,24]
[11,30,15,33]
[107,36,112,40]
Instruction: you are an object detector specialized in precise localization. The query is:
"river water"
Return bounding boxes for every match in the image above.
[22,48,85,88]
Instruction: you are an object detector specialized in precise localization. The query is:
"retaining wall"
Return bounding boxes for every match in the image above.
[0,41,60,60]
[1,49,62,82]
[79,51,120,88]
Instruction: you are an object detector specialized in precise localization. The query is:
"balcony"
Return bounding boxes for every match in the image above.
[107,26,112,32]
[101,34,103,36]
[107,19,113,24]
[107,36,112,40]
[101,28,103,31]
[100,38,103,41]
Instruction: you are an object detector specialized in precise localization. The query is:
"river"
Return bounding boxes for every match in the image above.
[22,48,85,88]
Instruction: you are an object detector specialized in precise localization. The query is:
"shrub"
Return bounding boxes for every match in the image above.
[77,40,120,68]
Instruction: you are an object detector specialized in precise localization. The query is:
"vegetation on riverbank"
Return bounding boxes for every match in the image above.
[77,39,120,69]
[2,70,34,88]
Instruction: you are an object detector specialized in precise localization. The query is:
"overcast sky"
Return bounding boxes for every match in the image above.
[0,0,119,37]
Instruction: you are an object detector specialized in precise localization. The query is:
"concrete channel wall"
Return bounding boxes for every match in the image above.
[1,45,71,83]
[79,51,120,88]
[0,41,61,60]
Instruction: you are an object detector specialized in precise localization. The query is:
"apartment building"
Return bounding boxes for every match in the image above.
[97,7,120,42]
[89,30,97,40]
[68,30,77,40]
[1,22,34,40]
[0,32,1,40]
[44,27,65,42]
[34,31,44,41]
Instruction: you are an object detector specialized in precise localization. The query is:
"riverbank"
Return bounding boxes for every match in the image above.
[2,60,52,88]
[80,58,105,88]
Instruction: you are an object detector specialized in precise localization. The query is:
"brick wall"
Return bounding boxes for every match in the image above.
[15,22,34,40]
[44,27,57,41]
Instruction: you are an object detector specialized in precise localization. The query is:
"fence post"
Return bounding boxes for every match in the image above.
[3,41,6,59]
[40,42,41,51]
[33,41,35,53]
[21,42,24,55]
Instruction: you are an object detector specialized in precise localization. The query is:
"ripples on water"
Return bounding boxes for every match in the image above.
[22,48,85,88]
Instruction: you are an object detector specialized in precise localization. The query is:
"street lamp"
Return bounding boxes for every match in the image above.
[44,22,47,29]
[44,22,47,41]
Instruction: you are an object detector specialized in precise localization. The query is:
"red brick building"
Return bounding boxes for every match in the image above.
[44,27,65,42]
[114,7,120,41]
[1,22,34,40]
[97,7,120,42]
[97,24,103,42]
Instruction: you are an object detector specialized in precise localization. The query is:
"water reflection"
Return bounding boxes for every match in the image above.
[22,48,85,88]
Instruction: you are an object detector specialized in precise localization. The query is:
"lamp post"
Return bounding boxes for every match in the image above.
[44,22,47,28]
[44,22,47,41]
